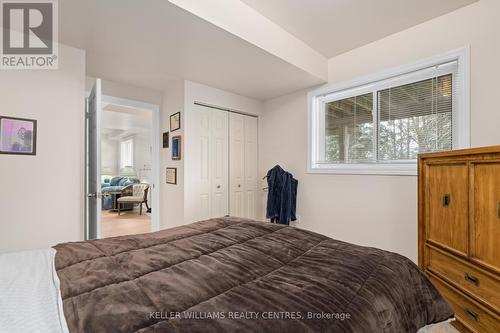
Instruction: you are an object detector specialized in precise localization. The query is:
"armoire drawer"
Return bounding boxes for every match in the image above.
[426,246,500,312]
[428,274,500,333]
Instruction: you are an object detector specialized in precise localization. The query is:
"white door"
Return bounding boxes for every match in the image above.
[85,79,102,239]
[194,105,212,221]
[192,105,229,220]
[243,116,258,219]
[210,109,229,217]
[229,113,258,219]
[229,113,245,217]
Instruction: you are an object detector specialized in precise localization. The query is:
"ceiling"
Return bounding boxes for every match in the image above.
[59,0,478,101]
[102,104,152,139]
[240,0,478,58]
[59,0,323,101]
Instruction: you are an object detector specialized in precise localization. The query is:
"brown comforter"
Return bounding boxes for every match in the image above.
[54,217,453,333]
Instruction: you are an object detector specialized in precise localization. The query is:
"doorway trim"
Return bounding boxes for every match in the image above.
[101,94,161,234]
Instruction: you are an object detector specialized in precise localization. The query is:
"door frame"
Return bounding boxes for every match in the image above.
[99,95,161,235]
[85,79,102,240]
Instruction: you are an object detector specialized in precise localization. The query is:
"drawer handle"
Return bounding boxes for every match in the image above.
[465,308,480,322]
[442,193,451,207]
[464,273,480,286]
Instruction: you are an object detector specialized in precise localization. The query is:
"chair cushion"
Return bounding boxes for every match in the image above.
[117,196,143,203]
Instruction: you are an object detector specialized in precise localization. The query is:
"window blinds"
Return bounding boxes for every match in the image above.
[323,60,457,163]
[325,93,374,162]
[378,68,455,160]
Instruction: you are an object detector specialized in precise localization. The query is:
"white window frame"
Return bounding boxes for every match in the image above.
[307,47,470,176]
[120,137,134,169]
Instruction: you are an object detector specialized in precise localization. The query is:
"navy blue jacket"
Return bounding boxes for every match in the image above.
[265,165,298,225]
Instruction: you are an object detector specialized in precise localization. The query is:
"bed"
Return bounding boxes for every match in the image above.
[53,217,453,332]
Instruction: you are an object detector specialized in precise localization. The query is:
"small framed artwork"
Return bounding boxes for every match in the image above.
[170,112,180,132]
[0,116,37,155]
[172,135,181,160]
[162,132,169,148]
[166,167,177,184]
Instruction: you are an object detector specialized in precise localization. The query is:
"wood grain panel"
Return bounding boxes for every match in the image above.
[426,246,500,312]
[428,274,500,333]
[419,146,500,333]
[427,164,469,254]
[473,163,500,272]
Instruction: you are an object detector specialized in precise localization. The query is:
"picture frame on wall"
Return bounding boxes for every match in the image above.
[166,167,177,184]
[0,116,37,155]
[172,135,181,160]
[162,132,169,148]
[170,112,180,132]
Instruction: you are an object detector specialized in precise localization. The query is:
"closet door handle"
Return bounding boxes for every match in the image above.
[497,201,500,219]
[442,193,451,207]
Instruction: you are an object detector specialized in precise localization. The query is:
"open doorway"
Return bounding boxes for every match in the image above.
[86,79,160,239]
[100,100,153,237]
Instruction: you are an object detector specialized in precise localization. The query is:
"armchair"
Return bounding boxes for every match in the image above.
[117,183,150,215]
[101,176,140,210]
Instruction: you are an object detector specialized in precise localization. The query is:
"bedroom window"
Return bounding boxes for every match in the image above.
[308,49,469,175]
[120,138,134,168]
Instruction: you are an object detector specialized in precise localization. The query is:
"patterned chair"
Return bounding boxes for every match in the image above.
[101,176,140,210]
[117,183,149,215]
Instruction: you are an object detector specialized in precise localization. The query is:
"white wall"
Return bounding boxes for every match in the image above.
[261,90,417,259]
[160,81,185,229]
[260,0,500,262]
[0,45,86,253]
[134,132,153,183]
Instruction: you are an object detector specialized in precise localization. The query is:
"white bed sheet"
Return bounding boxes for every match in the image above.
[417,318,457,333]
[0,248,69,333]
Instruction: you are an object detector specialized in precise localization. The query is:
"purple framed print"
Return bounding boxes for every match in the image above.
[0,116,37,155]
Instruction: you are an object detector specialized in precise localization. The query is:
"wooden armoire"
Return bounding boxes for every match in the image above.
[418,146,500,333]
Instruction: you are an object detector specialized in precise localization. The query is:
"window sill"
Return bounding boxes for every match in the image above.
[307,163,417,176]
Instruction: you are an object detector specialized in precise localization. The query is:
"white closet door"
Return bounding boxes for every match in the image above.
[210,109,229,217]
[194,105,212,221]
[229,113,245,217]
[243,116,258,219]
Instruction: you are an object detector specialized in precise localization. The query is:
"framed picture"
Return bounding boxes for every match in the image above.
[166,167,177,184]
[0,116,37,155]
[170,112,180,131]
[172,135,181,160]
[162,132,169,148]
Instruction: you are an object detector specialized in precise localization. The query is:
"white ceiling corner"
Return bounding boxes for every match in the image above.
[240,0,478,58]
